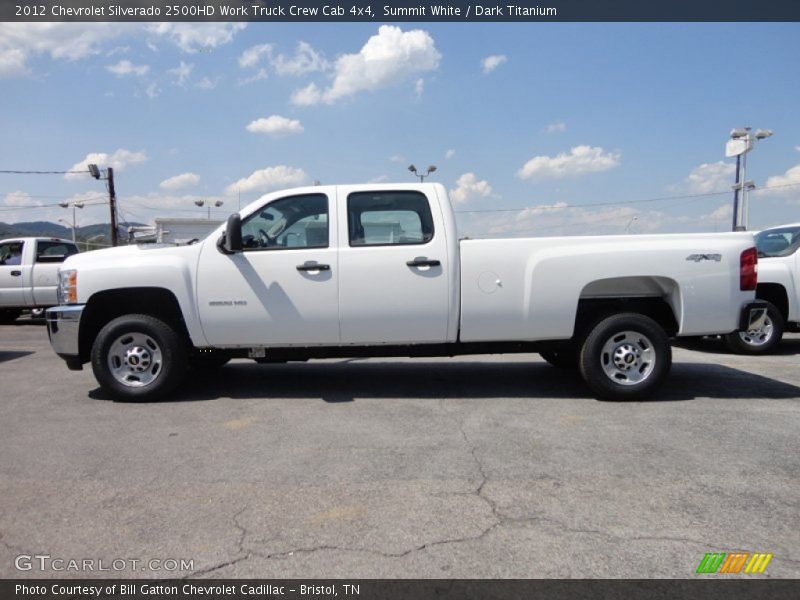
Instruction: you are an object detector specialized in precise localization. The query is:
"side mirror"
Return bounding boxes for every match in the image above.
[217,214,243,254]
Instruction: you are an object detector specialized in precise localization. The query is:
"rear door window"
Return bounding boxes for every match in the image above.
[36,241,79,263]
[347,191,434,246]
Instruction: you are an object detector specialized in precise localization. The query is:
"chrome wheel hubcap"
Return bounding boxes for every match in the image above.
[738,316,773,346]
[600,330,655,385]
[108,332,163,387]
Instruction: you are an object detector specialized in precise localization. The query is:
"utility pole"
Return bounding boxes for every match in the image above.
[107,167,118,246]
[88,163,119,246]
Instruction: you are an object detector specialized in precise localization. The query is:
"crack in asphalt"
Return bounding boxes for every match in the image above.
[184,505,252,578]
[181,408,800,575]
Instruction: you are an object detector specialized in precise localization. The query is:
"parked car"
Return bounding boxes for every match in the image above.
[725,223,800,353]
[0,237,79,323]
[46,183,761,401]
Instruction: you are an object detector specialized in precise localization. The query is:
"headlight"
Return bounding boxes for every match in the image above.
[57,269,78,304]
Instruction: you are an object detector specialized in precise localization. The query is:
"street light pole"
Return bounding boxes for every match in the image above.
[58,201,84,242]
[408,164,437,182]
[726,127,773,231]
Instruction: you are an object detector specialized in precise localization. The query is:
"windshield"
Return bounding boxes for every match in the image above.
[754,226,800,258]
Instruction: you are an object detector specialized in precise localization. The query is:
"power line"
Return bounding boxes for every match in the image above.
[0,199,108,213]
[0,170,89,175]
[454,181,800,215]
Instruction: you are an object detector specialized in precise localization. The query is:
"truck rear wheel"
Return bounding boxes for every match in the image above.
[91,314,187,401]
[579,313,671,401]
[725,301,784,355]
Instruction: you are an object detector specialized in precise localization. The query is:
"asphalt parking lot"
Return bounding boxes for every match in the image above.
[1,317,799,579]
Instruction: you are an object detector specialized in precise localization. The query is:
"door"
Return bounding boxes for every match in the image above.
[337,187,451,344]
[31,240,79,306]
[0,240,26,307]
[197,192,340,346]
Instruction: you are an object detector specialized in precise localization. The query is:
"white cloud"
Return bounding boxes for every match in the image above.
[459,203,667,238]
[684,161,735,194]
[169,61,193,86]
[481,54,507,74]
[195,76,218,90]
[518,145,621,180]
[238,43,272,68]
[246,115,304,137]
[415,78,424,98]
[225,165,308,195]
[106,59,149,77]
[545,121,566,133]
[239,69,268,85]
[291,26,440,105]
[145,82,161,99]
[764,164,800,196]
[0,48,27,77]
[65,149,147,181]
[445,149,456,159]
[389,155,406,163]
[0,23,129,77]
[4,191,38,207]
[273,41,328,76]
[291,82,322,106]
[160,172,200,191]
[795,146,800,153]
[146,23,246,54]
[450,173,493,205]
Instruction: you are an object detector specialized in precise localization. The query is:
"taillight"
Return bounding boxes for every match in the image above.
[740,247,758,291]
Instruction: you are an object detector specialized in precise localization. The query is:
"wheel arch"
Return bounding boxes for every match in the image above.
[576,276,680,339]
[79,287,191,362]
[756,283,789,321]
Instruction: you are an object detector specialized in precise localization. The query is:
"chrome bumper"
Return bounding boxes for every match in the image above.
[46,305,84,370]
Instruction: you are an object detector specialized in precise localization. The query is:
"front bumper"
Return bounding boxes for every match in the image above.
[45,305,84,370]
[739,301,769,332]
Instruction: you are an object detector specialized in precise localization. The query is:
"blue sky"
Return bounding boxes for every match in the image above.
[1,22,799,237]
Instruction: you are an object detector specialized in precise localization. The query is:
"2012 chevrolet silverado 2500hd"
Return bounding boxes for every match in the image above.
[0,237,79,323]
[46,183,763,401]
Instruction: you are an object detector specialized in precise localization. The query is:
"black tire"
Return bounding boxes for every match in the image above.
[725,301,784,355]
[91,314,187,401]
[539,346,578,369]
[0,309,22,324]
[189,351,231,371]
[579,313,671,401]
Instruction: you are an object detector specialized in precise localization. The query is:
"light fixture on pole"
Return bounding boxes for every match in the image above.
[408,164,437,182]
[194,199,224,219]
[58,201,84,242]
[624,216,638,233]
[726,127,773,231]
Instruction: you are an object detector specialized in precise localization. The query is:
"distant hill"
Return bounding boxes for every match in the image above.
[0,221,144,242]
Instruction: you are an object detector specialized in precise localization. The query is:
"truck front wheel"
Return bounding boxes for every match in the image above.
[579,313,671,401]
[91,314,187,401]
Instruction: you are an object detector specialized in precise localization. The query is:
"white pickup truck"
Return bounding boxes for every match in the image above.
[0,237,79,323]
[46,183,763,401]
[725,222,800,353]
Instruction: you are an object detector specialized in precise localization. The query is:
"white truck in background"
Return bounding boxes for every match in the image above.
[725,223,800,353]
[0,237,79,323]
[45,183,763,401]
